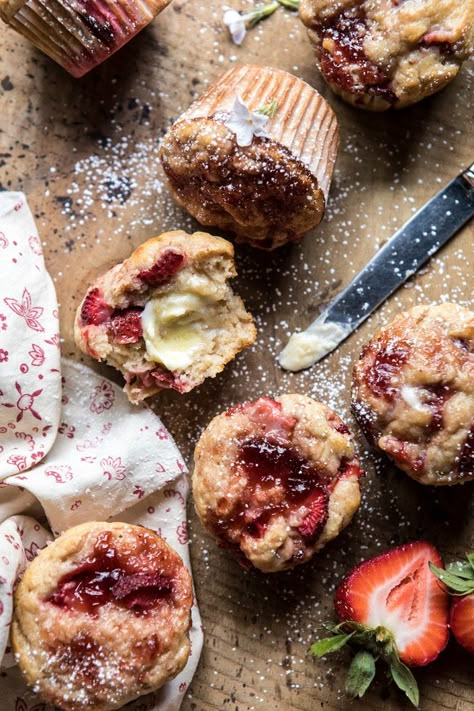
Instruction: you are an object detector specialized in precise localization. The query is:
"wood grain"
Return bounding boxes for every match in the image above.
[0,1,473,709]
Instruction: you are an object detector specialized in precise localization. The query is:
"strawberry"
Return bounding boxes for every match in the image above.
[138,250,184,287]
[309,541,449,707]
[298,488,328,541]
[80,288,113,326]
[110,307,143,344]
[430,552,474,654]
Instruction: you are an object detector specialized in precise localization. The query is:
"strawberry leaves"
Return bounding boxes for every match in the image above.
[430,553,474,596]
[309,622,421,707]
[346,650,376,698]
[309,631,355,656]
[390,657,420,707]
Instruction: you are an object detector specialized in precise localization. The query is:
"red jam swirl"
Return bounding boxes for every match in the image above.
[210,438,330,544]
[48,532,172,615]
[364,337,411,400]
[317,8,396,102]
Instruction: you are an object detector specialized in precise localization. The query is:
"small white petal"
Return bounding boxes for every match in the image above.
[235,124,255,147]
[233,95,251,119]
[223,10,246,45]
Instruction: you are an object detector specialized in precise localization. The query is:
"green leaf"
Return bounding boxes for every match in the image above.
[429,562,474,593]
[466,552,474,573]
[390,658,420,708]
[309,632,354,658]
[277,0,301,9]
[345,651,376,698]
[446,561,474,580]
[256,99,278,118]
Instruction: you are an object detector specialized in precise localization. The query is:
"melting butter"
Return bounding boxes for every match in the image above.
[141,274,220,371]
[279,321,351,371]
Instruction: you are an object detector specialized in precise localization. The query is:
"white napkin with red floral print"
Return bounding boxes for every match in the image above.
[0,192,203,711]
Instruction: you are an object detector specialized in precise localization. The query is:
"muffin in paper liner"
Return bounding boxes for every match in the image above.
[159,64,340,250]
[0,0,173,78]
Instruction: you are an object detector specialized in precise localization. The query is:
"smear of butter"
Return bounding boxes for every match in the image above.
[141,275,220,371]
[279,321,351,372]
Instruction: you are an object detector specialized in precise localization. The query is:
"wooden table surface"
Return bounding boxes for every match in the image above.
[1,1,473,709]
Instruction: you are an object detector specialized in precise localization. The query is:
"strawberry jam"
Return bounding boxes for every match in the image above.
[209,438,329,544]
[48,532,172,615]
[317,8,396,102]
[365,338,410,400]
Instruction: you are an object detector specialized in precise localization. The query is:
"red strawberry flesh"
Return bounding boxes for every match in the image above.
[80,288,113,326]
[335,541,449,666]
[110,307,143,344]
[450,595,474,654]
[138,249,184,287]
[298,488,328,541]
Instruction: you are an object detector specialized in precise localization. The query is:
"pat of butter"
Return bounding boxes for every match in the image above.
[279,321,351,371]
[141,277,220,371]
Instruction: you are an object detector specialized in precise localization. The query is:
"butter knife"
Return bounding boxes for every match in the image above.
[279,162,474,371]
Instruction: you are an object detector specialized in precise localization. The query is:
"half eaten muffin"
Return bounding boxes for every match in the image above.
[193,394,363,572]
[159,64,339,250]
[74,230,256,402]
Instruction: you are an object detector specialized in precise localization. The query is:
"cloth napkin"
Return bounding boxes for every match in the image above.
[0,192,203,710]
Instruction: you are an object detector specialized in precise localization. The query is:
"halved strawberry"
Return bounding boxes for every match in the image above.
[430,552,474,654]
[110,307,143,344]
[310,541,449,706]
[298,488,328,541]
[80,288,113,326]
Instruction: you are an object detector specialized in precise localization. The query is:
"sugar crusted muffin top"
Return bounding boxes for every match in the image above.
[12,521,193,711]
[352,303,474,485]
[193,394,363,572]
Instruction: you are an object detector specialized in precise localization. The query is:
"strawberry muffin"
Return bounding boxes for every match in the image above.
[74,230,256,402]
[0,0,173,78]
[12,522,193,710]
[352,303,474,485]
[299,0,474,110]
[159,64,339,249]
[193,395,363,572]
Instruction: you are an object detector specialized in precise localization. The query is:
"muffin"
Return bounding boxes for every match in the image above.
[159,64,339,250]
[74,230,256,402]
[352,303,474,485]
[299,0,474,110]
[12,521,193,711]
[193,394,363,572]
[0,0,172,78]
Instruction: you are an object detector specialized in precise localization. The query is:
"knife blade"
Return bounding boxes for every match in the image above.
[279,162,474,372]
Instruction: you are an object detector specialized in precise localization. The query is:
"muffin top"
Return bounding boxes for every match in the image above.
[12,521,193,711]
[352,303,474,485]
[193,394,363,572]
[300,0,474,109]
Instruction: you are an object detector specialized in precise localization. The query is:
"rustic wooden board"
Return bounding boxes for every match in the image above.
[1,1,473,709]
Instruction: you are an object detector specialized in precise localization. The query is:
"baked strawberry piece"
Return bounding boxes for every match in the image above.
[310,541,449,706]
[12,522,193,711]
[352,303,474,485]
[193,394,363,572]
[74,230,256,402]
[430,551,474,654]
[299,0,474,110]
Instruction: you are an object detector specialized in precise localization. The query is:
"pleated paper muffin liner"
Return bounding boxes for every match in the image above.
[181,64,340,200]
[0,0,172,77]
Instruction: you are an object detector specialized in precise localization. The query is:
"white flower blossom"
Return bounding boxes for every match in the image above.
[223,9,247,46]
[224,96,270,147]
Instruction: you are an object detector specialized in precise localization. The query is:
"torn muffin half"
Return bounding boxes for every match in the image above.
[74,230,256,402]
[159,64,339,250]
